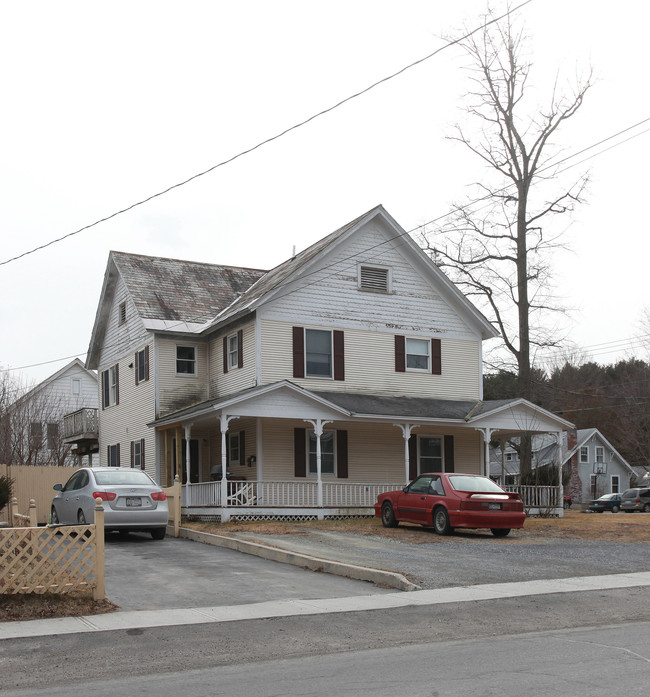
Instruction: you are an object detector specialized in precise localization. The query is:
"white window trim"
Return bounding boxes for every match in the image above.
[579,446,589,463]
[176,344,197,377]
[405,337,431,373]
[595,446,605,464]
[228,432,240,465]
[611,474,620,493]
[307,430,337,477]
[305,328,334,380]
[227,333,239,371]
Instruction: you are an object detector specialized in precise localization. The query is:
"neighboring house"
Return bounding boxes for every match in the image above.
[85,205,572,519]
[0,359,98,467]
[490,428,635,503]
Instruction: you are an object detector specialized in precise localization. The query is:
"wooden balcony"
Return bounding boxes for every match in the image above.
[63,408,99,456]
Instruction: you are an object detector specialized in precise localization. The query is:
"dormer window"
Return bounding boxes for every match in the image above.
[358,265,390,293]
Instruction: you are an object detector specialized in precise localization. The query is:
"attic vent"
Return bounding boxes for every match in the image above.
[118,302,127,325]
[359,265,390,293]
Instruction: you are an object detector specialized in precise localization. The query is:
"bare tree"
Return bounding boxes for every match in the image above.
[423,8,591,477]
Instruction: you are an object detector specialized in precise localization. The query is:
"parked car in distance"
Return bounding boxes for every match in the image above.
[51,467,169,539]
[588,493,622,513]
[375,473,526,537]
[620,487,650,513]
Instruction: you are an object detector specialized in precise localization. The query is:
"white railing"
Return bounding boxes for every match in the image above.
[504,485,560,509]
[183,480,404,508]
[63,408,99,439]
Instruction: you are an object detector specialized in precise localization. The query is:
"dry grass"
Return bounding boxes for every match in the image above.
[2,511,647,623]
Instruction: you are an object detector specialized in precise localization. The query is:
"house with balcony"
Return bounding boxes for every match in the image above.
[85,205,572,519]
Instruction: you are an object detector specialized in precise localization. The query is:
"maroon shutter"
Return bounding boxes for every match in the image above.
[444,435,455,473]
[101,370,107,409]
[294,427,306,477]
[115,364,120,405]
[130,441,134,467]
[141,438,146,470]
[336,430,348,478]
[107,445,110,465]
[333,330,345,381]
[135,353,139,385]
[432,338,442,375]
[237,329,243,369]
[223,336,228,374]
[395,335,406,372]
[117,443,121,467]
[144,346,150,381]
[226,433,230,466]
[239,430,245,466]
[292,327,305,378]
[408,434,417,480]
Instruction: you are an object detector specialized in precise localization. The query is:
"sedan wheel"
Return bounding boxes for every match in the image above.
[612,505,620,513]
[151,528,166,540]
[491,528,511,537]
[381,502,399,528]
[433,507,452,536]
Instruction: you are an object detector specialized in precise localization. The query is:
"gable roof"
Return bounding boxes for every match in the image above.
[9,358,96,408]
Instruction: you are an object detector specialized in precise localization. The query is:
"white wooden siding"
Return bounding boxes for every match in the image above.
[260,319,481,400]
[97,343,157,480]
[208,322,257,397]
[157,338,209,417]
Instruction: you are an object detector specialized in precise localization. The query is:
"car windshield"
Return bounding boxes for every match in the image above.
[93,470,156,486]
[448,475,505,493]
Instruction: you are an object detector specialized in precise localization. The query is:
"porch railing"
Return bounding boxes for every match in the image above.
[182,480,404,508]
[504,485,560,510]
[63,408,99,439]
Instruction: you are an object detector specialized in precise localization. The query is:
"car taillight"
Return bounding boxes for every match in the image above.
[93,491,116,501]
[151,491,167,501]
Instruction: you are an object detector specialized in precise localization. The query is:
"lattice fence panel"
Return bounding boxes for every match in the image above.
[0,525,98,595]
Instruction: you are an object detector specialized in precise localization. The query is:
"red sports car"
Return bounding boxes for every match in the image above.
[375,473,526,537]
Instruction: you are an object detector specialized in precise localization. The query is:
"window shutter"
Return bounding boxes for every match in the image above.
[223,336,229,374]
[240,430,245,466]
[225,433,230,466]
[395,335,406,372]
[444,435,455,473]
[117,443,121,467]
[292,327,305,378]
[115,364,120,405]
[130,440,134,467]
[294,427,306,477]
[107,445,110,465]
[141,438,145,470]
[432,339,442,375]
[144,346,150,381]
[135,352,139,385]
[408,434,417,480]
[237,329,244,369]
[336,430,348,478]
[333,330,345,381]
[101,370,107,409]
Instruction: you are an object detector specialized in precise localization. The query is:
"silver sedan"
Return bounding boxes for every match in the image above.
[51,467,169,539]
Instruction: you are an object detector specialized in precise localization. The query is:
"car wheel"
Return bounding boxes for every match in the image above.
[433,507,452,536]
[51,507,59,525]
[150,528,166,540]
[491,528,511,537]
[612,505,620,513]
[381,502,399,528]
[77,509,87,525]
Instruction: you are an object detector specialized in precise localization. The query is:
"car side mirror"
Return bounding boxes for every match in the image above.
[53,483,63,491]
[403,486,409,493]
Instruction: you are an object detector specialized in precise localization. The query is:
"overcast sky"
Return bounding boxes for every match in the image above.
[1,0,649,387]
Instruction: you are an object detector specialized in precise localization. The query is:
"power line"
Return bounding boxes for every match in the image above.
[0,1,534,269]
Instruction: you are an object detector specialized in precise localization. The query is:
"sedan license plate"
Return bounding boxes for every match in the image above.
[488,502,501,510]
[126,497,142,507]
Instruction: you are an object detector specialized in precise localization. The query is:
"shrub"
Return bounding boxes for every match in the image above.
[0,474,13,512]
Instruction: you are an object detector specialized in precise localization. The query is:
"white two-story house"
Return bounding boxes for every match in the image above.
[86,206,572,519]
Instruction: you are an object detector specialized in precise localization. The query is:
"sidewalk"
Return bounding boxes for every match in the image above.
[3,571,650,640]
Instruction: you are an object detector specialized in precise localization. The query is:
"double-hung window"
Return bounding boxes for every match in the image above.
[102,365,119,408]
[395,336,442,375]
[308,430,335,475]
[406,338,430,371]
[595,446,605,464]
[292,327,345,380]
[108,443,120,467]
[176,346,196,375]
[579,446,589,463]
[223,330,243,373]
[135,346,149,384]
[131,439,145,469]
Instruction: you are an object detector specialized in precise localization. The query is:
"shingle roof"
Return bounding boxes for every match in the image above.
[112,251,267,323]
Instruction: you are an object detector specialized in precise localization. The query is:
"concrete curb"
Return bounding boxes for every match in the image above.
[177,526,420,592]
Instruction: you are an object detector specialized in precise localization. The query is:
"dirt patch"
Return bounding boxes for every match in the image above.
[0,592,118,623]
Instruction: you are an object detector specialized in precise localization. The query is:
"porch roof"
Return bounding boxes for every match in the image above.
[150,381,573,435]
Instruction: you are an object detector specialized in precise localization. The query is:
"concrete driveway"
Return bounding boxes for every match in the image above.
[104,531,393,611]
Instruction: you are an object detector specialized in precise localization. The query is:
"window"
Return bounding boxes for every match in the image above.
[47,423,59,450]
[308,430,335,475]
[29,422,43,448]
[611,475,620,494]
[395,336,442,375]
[102,365,119,408]
[176,346,196,375]
[419,436,443,473]
[223,330,243,373]
[595,446,605,464]
[71,378,81,395]
[135,346,149,384]
[228,432,240,465]
[306,329,332,377]
[358,265,390,293]
[131,439,145,470]
[118,302,127,325]
[107,444,120,467]
[505,452,518,462]
[579,446,589,463]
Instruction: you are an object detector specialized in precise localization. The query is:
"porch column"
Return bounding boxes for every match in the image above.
[393,423,416,485]
[183,423,193,486]
[556,431,564,518]
[219,413,238,522]
[304,419,332,519]
[476,427,494,478]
